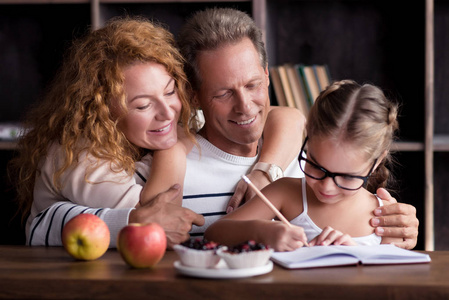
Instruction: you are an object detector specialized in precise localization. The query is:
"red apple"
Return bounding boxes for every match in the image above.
[62,214,110,261]
[117,223,167,268]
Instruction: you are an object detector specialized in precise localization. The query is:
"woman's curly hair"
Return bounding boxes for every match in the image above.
[9,16,193,220]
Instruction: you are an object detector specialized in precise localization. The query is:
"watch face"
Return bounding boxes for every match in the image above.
[269,165,283,181]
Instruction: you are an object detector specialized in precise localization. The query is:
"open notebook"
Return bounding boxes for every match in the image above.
[270,244,431,269]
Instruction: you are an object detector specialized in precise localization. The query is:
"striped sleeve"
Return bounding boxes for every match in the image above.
[27,202,132,248]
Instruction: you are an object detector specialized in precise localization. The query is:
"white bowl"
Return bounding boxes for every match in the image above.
[173,244,222,269]
[216,247,273,269]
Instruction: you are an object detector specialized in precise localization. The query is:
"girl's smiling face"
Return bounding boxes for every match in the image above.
[305,137,376,204]
[117,62,182,150]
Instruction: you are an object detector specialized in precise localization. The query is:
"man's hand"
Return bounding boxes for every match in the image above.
[226,170,270,213]
[371,188,419,249]
[129,184,205,249]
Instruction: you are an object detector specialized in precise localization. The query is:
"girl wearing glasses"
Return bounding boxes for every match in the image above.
[205,80,402,251]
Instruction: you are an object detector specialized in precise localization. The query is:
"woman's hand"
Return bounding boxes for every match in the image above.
[309,226,357,246]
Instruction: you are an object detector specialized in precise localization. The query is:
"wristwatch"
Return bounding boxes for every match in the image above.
[252,162,284,182]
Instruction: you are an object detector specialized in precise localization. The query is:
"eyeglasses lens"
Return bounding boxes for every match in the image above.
[300,158,365,190]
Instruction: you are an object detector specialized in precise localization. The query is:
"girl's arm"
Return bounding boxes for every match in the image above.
[205,219,307,252]
[227,106,305,211]
[206,179,308,251]
[139,127,193,206]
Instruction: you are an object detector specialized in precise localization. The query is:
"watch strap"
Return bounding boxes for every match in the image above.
[252,162,271,174]
[252,162,284,182]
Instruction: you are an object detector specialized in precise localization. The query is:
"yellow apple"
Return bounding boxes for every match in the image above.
[117,223,166,268]
[62,214,110,261]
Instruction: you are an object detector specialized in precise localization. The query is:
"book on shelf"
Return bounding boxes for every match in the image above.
[270,63,331,112]
[277,65,296,109]
[301,65,321,105]
[313,64,332,91]
[270,244,431,270]
[284,64,309,115]
[295,65,313,108]
[269,66,287,107]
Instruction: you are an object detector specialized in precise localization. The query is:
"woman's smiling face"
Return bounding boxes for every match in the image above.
[117,62,182,150]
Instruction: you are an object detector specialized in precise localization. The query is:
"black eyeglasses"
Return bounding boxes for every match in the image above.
[298,136,377,191]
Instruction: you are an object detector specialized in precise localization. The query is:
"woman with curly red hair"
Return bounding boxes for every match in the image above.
[10,17,197,233]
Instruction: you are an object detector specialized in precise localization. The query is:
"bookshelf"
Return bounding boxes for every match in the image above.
[0,0,444,251]
[432,0,449,251]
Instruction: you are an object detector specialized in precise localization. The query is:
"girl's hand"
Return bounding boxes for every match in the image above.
[309,226,357,246]
[261,222,308,252]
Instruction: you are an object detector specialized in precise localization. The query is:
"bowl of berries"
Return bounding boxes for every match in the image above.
[216,240,273,269]
[173,238,224,269]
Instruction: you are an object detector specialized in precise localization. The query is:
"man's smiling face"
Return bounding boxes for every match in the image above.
[195,37,270,156]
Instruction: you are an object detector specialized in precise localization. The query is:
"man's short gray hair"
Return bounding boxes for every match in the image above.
[178,7,268,91]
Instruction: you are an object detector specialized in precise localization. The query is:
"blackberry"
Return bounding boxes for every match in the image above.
[228,240,269,253]
[180,238,220,250]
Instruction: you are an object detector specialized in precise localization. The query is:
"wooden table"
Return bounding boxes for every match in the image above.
[0,246,448,300]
